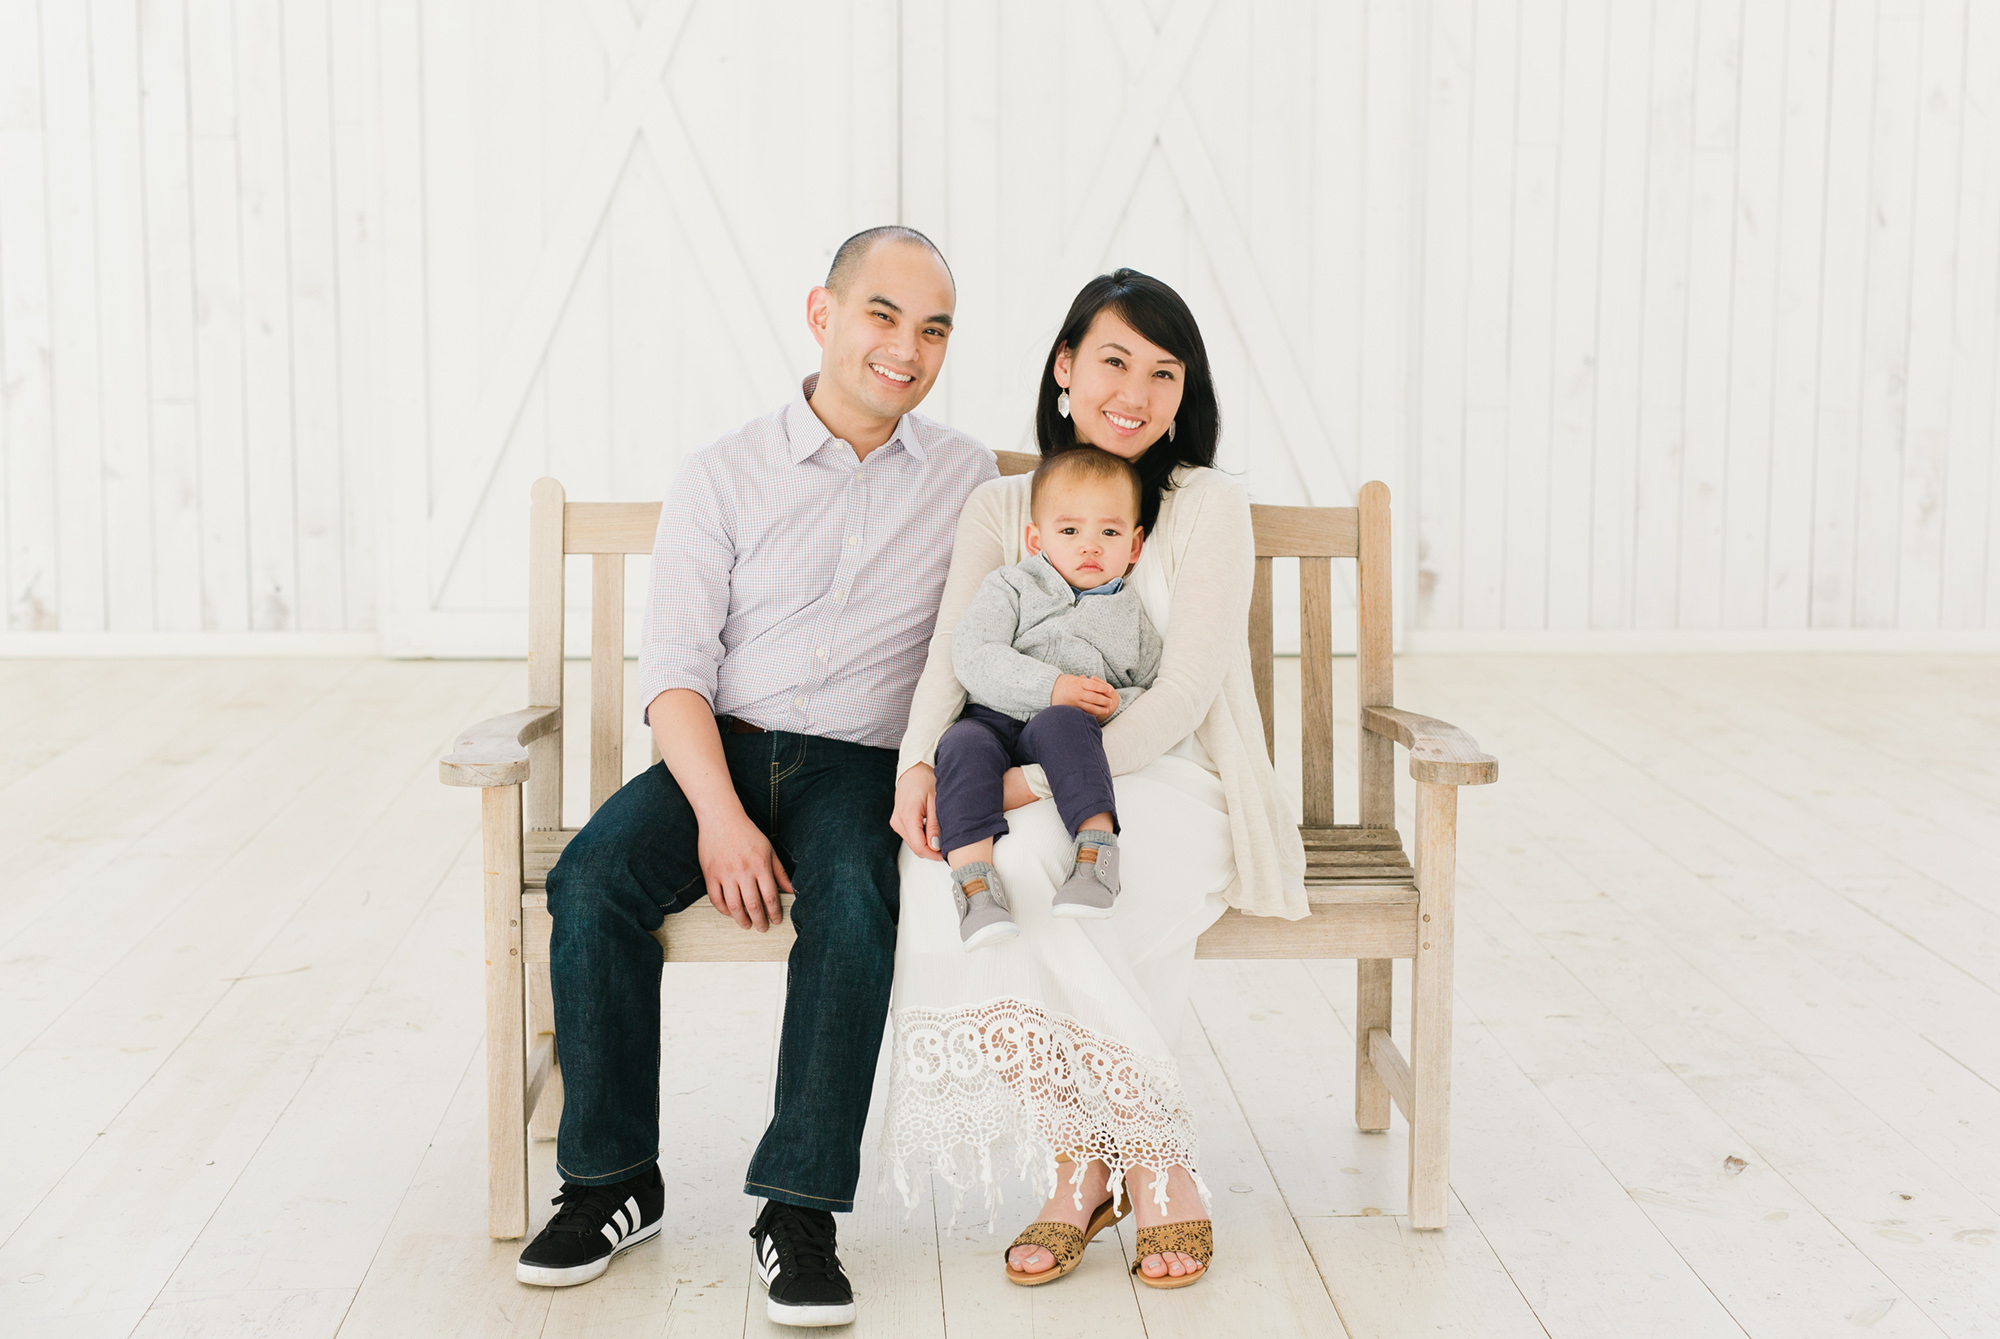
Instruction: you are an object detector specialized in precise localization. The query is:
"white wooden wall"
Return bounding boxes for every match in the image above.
[1,0,1996,654]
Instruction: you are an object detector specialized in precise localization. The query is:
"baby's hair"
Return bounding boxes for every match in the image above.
[1029,447,1143,524]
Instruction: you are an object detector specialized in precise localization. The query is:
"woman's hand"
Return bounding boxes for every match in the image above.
[1051,673,1118,722]
[1001,767,1037,811]
[891,763,944,860]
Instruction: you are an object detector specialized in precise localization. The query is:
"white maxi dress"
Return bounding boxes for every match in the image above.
[880,522,1237,1221]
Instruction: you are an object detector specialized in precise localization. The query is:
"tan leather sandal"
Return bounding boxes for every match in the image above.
[1130,1220,1214,1290]
[1003,1194,1127,1286]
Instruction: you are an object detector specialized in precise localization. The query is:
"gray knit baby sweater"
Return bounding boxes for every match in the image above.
[950,551,1164,722]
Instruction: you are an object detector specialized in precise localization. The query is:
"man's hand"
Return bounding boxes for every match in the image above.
[698,806,793,930]
[1051,673,1118,722]
[891,763,943,860]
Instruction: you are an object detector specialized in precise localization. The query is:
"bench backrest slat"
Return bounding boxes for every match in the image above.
[530,450,1396,829]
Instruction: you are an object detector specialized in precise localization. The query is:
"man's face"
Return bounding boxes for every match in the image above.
[807,242,955,425]
[1025,475,1144,590]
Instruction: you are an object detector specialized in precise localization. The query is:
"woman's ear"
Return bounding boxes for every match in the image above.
[1023,522,1043,557]
[1052,344,1072,389]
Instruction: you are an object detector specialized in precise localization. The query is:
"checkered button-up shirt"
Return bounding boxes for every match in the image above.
[638,376,999,749]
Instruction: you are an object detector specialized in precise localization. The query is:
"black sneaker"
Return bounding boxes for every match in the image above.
[750,1200,856,1327]
[515,1165,663,1286]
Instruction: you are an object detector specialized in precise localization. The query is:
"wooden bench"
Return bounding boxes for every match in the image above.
[440,453,1497,1239]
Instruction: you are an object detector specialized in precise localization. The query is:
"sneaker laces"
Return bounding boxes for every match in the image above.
[756,1204,844,1282]
[543,1181,629,1237]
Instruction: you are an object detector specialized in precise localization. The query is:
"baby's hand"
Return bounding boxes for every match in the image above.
[1051,674,1118,722]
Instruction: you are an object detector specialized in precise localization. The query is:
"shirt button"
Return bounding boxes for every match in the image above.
[815,647,828,658]
[793,696,806,708]
[832,590,845,603]
[848,535,861,546]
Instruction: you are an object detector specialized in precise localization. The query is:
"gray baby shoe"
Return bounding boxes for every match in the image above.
[1051,834,1120,920]
[951,860,1020,951]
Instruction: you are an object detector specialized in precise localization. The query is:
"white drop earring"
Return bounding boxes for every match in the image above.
[1056,391,1071,419]
[1167,420,1177,442]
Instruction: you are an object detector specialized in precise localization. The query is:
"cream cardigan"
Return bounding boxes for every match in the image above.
[897,466,1309,919]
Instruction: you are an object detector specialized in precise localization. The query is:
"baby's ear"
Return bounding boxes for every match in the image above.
[1128,526,1144,561]
[1023,523,1042,557]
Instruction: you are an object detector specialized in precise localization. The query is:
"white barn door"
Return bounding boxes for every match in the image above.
[380,0,902,655]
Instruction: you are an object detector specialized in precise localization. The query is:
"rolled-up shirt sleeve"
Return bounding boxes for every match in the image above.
[638,455,734,724]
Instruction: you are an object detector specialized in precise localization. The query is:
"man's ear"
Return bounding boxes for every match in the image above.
[805,286,833,349]
[1023,523,1042,557]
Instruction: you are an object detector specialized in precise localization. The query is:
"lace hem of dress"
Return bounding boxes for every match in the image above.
[879,998,1211,1229]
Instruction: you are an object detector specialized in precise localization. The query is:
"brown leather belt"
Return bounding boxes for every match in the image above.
[718,716,766,735]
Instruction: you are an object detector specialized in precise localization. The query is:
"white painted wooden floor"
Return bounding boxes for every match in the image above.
[2,654,1997,1339]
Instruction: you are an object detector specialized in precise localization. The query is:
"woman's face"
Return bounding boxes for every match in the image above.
[1053,309,1185,463]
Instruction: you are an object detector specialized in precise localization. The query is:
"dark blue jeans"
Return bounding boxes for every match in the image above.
[544,731,900,1212]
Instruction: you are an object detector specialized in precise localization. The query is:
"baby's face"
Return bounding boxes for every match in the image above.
[1026,476,1143,590]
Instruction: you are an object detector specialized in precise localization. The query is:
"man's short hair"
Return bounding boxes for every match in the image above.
[1030,447,1143,524]
[825,225,953,295]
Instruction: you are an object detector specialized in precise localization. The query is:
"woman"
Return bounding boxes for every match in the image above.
[882,270,1307,1288]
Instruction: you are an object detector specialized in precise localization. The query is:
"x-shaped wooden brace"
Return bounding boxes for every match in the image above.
[428,0,792,602]
[1046,0,1353,508]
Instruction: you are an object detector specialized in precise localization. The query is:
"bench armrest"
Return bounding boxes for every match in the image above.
[1362,706,1498,786]
[439,706,563,788]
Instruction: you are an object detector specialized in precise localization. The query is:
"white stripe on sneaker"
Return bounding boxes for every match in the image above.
[624,1197,640,1233]
[600,1222,620,1247]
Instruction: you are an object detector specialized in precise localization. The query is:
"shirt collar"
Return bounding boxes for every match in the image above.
[786,374,925,465]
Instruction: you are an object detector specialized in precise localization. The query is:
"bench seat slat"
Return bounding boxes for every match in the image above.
[521,815,1420,961]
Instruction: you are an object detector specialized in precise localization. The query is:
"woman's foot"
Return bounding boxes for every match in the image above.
[1006,1160,1112,1276]
[1125,1164,1208,1281]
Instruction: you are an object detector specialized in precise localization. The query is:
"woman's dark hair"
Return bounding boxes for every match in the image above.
[1035,268,1219,533]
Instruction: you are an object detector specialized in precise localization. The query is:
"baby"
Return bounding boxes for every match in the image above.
[935,447,1164,950]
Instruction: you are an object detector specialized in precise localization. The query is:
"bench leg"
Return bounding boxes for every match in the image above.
[1408,780,1457,1229]
[483,784,529,1240]
[1355,959,1394,1131]
[527,960,563,1140]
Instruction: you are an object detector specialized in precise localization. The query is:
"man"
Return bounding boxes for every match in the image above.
[515,227,994,1327]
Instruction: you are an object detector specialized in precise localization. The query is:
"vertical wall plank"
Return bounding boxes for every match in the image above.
[1810,0,1880,627]
[1502,0,1561,630]
[140,0,205,635]
[373,0,429,653]
[284,0,347,632]
[1588,0,1652,630]
[1895,0,1968,629]
[1413,0,1471,631]
[1719,0,1786,628]
[1458,0,1518,631]
[1632,1,1697,630]
[329,0,380,633]
[91,0,157,632]
[1765,0,1833,629]
[40,0,107,632]
[236,0,299,630]
[1544,0,1607,632]
[0,0,58,630]
[1946,0,2000,628]
[1852,2,1922,627]
[186,0,249,633]
[1675,0,1742,629]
